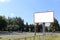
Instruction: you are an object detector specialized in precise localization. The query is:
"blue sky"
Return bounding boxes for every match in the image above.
[0,0,60,24]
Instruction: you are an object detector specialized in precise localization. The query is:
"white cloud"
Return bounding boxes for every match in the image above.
[0,0,11,3]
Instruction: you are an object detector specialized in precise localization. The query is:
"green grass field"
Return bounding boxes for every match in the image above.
[0,35,60,40]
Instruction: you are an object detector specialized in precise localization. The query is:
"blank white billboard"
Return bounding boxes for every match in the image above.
[34,11,54,23]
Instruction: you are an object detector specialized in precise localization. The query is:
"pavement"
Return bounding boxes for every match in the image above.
[0,32,60,38]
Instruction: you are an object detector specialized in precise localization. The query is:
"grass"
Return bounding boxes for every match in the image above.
[46,35,60,40]
[0,35,60,40]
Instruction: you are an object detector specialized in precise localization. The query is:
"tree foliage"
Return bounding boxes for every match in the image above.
[48,18,59,32]
[0,15,60,32]
[7,25,19,31]
[0,16,7,31]
[7,17,24,31]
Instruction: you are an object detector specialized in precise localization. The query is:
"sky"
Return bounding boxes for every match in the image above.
[0,0,60,24]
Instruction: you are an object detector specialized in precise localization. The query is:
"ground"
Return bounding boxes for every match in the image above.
[0,32,60,40]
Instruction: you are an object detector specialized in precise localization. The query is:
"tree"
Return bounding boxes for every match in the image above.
[7,17,24,31]
[59,24,60,27]
[0,16,7,31]
[29,24,34,32]
[7,24,19,31]
[45,27,48,32]
[15,17,24,31]
[7,17,13,25]
[24,22,29,32]
[48,18,59,32]
[7,25,13,32]
[36,23,42,32]
[12,25,19,31]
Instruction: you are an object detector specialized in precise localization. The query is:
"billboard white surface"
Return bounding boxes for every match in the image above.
[34,11,54,23]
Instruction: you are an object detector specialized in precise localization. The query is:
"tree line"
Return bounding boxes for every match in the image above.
[0,16,60,32]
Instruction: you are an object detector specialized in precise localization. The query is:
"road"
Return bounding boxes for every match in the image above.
[0,32,60,38]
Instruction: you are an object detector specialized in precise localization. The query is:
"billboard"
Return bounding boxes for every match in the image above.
[34,11,54,23]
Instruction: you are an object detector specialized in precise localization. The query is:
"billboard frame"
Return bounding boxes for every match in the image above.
[34,11,54,24]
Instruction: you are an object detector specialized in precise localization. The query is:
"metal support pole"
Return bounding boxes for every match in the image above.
[34,24,36,36]
[42,23,45,40]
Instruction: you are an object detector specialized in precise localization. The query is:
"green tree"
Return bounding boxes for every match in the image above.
[59,24,60,27]
[15,17,24,31]
[12,25,19,31]
[29,24,34,32]
[36,23,42,32]
[45,27,48,32]
[7,25,19,31]
[7,25,13,32]
[7,17,24,31]
[48,18,59,32]
[24,22,29,32]
[8,17,13,25]
[0,16,7,31]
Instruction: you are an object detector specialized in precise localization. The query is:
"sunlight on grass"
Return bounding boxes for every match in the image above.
[0,35,60,40]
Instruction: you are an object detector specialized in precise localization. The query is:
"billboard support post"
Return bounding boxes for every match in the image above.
[42,23,45,40]
[34,24,36,36]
